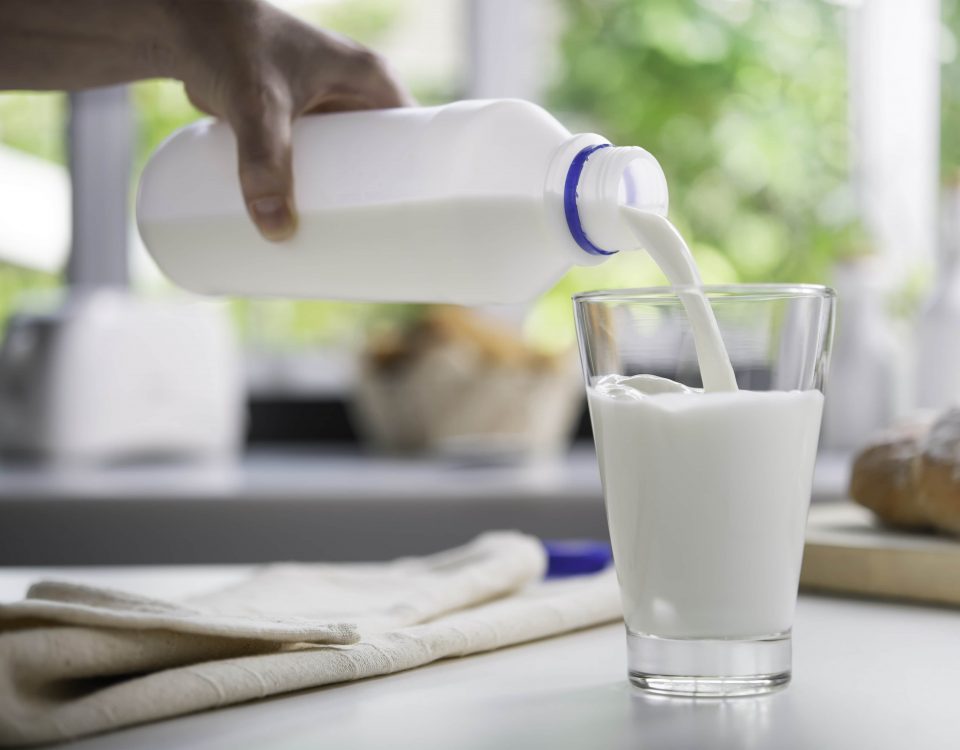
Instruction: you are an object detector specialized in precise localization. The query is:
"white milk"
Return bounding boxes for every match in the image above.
[585,210,823,640]
[588,375,824,638]
[620,207,738,392]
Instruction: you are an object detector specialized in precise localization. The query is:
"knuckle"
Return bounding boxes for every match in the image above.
[237,137,290,174]
[238,161,290,199]
[350,48,389,79]
[235,126,291,181]
[231,80,288,120]
[238,155,287,184]
[236,133,287,169]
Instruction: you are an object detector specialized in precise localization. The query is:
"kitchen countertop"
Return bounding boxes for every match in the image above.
[0,565,956,750]
[0,447,852,565]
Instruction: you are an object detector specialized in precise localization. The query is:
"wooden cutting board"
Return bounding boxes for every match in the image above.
[801,503,960,606]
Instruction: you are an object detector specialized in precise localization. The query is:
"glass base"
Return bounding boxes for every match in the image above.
[627,629,791,697]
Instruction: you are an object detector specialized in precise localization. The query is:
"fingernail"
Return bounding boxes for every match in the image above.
[250,196,296,241]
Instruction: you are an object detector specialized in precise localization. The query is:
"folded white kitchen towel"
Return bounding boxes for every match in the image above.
[0,532,621,747]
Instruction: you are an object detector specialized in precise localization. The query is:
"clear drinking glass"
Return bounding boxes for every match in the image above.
[574,285,835,697]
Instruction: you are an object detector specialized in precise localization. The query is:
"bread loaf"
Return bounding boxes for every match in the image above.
[849,423,929,529]
[850,410,960,536]
[916,408,960,534]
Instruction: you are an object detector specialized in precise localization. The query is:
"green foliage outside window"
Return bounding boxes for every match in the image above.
[943,0,960,178]
[0,92,65,164]
[0,92,64,323]
[525,0,855,353]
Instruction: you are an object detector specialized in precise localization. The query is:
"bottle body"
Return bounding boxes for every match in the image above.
[137,100,667,304]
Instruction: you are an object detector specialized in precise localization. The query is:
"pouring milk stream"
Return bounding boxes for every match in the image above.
[138,99,823,639]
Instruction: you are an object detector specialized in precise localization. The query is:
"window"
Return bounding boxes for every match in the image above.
[1,0,955,380]
[0,92,66,322]
[528,0,853,352]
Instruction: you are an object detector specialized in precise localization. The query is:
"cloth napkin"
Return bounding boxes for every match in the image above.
[0,532,620,747]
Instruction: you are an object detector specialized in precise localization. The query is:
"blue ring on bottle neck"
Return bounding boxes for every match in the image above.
[563,143,617,256]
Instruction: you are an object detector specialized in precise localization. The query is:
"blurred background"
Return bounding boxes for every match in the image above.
[1,0,958,564]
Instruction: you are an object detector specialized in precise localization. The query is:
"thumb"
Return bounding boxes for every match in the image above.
[230,103,297,242]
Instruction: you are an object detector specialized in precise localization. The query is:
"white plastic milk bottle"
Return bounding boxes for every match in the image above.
[136,99,669,305]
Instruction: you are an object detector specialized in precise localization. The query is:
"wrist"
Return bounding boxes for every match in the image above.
[108,0,193,81]
[160,0,262,81]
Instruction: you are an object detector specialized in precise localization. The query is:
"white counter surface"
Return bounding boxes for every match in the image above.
[1,565,956,750]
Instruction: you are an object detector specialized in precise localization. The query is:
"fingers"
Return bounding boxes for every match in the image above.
[346,49,413,108]
[229,89,297,242]
[305,47,414,114]
[217,23,412,242]
[182,83,215,116]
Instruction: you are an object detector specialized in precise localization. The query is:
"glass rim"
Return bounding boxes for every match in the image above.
[572,283,835,304]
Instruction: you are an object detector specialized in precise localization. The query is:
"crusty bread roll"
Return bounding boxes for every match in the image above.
[850,410,960,536]
[916,408,960,535]
[849,423,929,529]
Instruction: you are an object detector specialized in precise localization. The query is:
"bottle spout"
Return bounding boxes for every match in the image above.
[568,145,669,256]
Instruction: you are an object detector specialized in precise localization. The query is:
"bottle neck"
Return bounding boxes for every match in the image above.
[562,143,669,257]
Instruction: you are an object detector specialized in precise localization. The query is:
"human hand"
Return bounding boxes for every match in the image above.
[171,0,410,241]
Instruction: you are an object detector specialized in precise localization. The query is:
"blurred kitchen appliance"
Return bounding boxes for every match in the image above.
[0,290,244,463]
